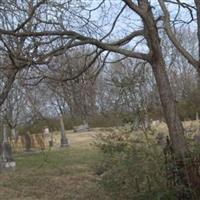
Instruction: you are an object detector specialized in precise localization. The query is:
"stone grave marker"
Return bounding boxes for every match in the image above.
[73,121,90,133]
[0,125,16,171]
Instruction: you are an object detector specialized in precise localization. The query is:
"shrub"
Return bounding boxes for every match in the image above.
[93,127,177,200]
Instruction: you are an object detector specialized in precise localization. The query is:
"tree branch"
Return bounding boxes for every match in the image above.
[158,0,199,68]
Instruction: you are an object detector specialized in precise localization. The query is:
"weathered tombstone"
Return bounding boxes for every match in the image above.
[44,127,49,135]
[43,127,53,148]
[73,121,90,133]
[2,143,14,162]
[24,131,31,151]
[0,125,16,171]
[60,115,69,147]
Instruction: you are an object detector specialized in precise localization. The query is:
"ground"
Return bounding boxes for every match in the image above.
[0,130,109,200]
[0,121,199,200]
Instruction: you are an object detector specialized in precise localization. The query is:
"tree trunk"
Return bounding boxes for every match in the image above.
[140,1,194,197]
[60,115,69,147]
[194,0,200,63]
[151,60,188,156]
[141,0,188,158]
[2,125,14,162]
[0,69,17,107]
[194,0,200,88]
[3,125,8,144]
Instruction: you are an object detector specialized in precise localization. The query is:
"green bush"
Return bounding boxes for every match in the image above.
[93,127,177,200]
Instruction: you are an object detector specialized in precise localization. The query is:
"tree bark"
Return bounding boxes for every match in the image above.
[0,69,17,107]
[60,114,69,147]
[194,0,200,87]
[140,0,188,158]
[2,125,14,162]
[194,0,200,63]
[3,125,8,144]
[139,1,200,198]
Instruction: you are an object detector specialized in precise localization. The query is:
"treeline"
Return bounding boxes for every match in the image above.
[0,30,199,135]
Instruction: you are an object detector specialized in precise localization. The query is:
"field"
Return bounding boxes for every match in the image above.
[0,129,109,200]
[0,121,200,200]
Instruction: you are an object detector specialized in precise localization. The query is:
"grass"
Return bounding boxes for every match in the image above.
[0,130,109,200]
[1,122,199,200]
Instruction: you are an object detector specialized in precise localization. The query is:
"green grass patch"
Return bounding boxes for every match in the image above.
[0,143,107,200]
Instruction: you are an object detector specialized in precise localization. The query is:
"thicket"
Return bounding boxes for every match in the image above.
[93,127,200,200]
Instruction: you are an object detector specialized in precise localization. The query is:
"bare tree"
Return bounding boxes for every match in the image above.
[158,0,200,79]
[0,0,199,194]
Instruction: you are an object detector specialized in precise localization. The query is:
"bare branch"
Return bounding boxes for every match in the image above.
[158,0,199,68]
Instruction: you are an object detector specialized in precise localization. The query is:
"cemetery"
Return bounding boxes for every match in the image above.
[0,0,200,199]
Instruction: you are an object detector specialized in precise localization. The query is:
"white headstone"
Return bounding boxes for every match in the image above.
[44,127,49,135]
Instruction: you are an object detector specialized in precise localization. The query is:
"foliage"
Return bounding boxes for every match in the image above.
[17,112,135,135]
[178,87,200,120]
[94,127,177,200]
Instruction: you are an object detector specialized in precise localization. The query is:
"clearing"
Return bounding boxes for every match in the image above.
[0,129,109,200]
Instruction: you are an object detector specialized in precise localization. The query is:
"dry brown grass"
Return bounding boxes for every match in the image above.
[0,129,110,200]
[1,122,199,200]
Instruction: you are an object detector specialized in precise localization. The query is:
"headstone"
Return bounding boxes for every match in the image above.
[73,121,90,133]
[2,143,14,162]
[0,125,16,171]
[44,127,49,135]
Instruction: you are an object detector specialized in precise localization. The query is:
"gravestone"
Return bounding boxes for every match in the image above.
[2,143,14,162]
[44,127,49,135]
[0,125,16,171]
[73,121,90,133]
